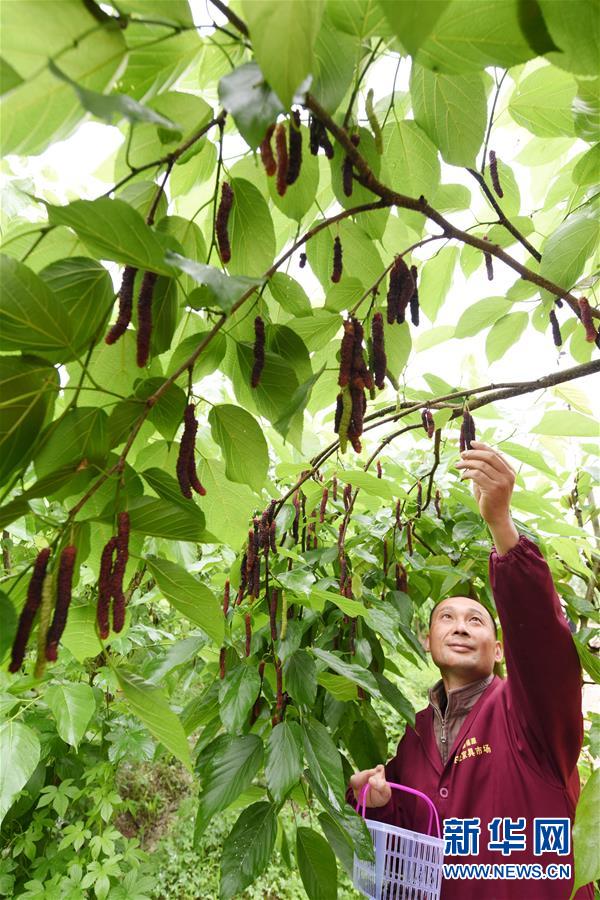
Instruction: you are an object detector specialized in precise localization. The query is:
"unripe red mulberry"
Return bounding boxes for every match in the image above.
[376,460,382,479]
[9,547,51,673]
[416,480,422,516]
[275,123,288,196]
[482,236,494,282]
[260,124,276,177]
[459,410,476,452]
[251,315,265,388]
[434,488,442,518]
[371,312,386,389]
[46,546,77,662]
[136,271,158,367]
[332,475,338,501]
[319,488,329,523]
[216,181,234,264]
[286,110,302,186]
[578,298,598,343]
[331,236,343,283]
[549,309,562,347]
[489,151,503,198]
[421,409,435,439]
[343,482,352,510]
[106,266,137,345]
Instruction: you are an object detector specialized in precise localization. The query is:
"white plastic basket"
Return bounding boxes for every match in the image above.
[353,781,444,900]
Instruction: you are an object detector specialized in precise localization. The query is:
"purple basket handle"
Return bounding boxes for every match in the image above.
[357,780,442,838]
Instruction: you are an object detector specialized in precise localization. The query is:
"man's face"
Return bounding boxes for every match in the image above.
[425,596,503,684]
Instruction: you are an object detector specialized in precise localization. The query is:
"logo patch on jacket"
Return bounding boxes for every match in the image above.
[454,736,492,764]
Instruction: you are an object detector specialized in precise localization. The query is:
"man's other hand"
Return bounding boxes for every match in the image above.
[456,441,519,555]
[350,764,392,807]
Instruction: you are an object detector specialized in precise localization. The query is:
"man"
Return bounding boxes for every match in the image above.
[347,441,592,899]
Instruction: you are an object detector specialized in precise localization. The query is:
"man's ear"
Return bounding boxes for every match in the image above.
[424,634,430,652]
[494,641,503,663]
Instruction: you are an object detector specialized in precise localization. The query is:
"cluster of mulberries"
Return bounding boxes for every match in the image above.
[9,548,51,673]
[459,409,477,452]
[260,124,277,176]
[331,236,343,283]
[216,181,234,264]
[335,318,373,453]
[251,316,265,388]
[488,151,503,198]
[176,404,207,499]
[309,115,334,159]
[105,266,137,345]
[387,256,415,324]
[286,110,302,186]
[46,546,77,662]
[275,124,289,196]
[421,409,435,438]
[97,512,130,639]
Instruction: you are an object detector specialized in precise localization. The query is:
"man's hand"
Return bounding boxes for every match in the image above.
[456,440,519,555]
[349,764,392,808]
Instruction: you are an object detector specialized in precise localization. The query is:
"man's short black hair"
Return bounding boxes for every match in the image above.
[428,597,498,639]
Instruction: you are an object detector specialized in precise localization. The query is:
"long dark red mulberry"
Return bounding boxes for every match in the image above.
[236,551,247,605]
[421,409,435,438]
[395,562,408,593]
[216,181,234,264]
[406,521,413,556]
[136,271,157,367]
[371,312,386,389]
[319,488,329,523]
[416,480,422,516]
[377,460,382,479]
[338,320,354,387]
[275,123,288,196]
[251,315,265,388]
[97,537,117,640]
[387,256,414,324]
[409,265,420,327]
[260,124,277,177]
[489,151,503,198]
[46,546,77,661]
[9,548,51,673]
[112,512,130,633]
[578,298,598,343]
[177,405,206,498]
[549,309,562,347]
[331,236,343,283]
[459,410,476,452]
[286,110,302,186]
[244,613,252,656]
[482,237,494,282]
[351,318,373,391]
[105,266,137,345]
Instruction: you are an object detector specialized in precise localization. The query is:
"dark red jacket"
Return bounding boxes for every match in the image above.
[346,536,592,899]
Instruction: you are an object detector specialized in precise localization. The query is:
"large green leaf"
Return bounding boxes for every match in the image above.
[127,496,206,542]
[219,664,261,733]
[1,2,126,155]
[455,297,513,338]
[269,273,312,317]
[219,802,278,899]
[194,734,264,841]
[45,683,96,749]
[0,255,74,356]
[47,199,174,274]
[301,718,346,806]
[167,330,226,380]
[378,0,451,54]
[265,721,303,803]
[508,65,577,138]
[227,178,276,277]
[296,826,337,900]
[115,668,191,771]
[382,120,441,199]
[118,25,201,103]
[539,0,600,78]
[415,1,536,72]
[532,411,599,438]
[218,62,284,150]
[39,257,114,358]
[208,404,269,493]
[241,0,325,108]
[34,407,108,480]
[0,722,41,826]
[0,356,59,487]
[410,65,487,167]
[283,649,318,707]
[166,251,264,313]
[571,768,600,898]
[311,20,358,114]
[485,311,529,363]
[539,212,599,300]
[418,246,459,322]
[146,556,223,645]
[198,457,259,546]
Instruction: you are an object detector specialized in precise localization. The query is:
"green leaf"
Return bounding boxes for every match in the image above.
[156,216,207,298]
[269,273,312,317]
[485,311,529,363]
[317,672,358,702]
[415,1,536,72]
[218,62,284,149]
[509,65,577,138]
[47,199,174,274]
[0,356,59,487]
[47,60,180,132]
[301,718,346,806]
[532,411,599,438]
[378,0,451,54]
[219,802,278,899]
[61,603,125,663]
[296,826,337,900]
[133,378,187,443]
[241,1,324,109]
[283,649,318,707]
[455,297,514,338]
[572,144,600,187]
[45,683,96,749]
[341,471,398,502]
[539,0,600,78]
[383,120,441,199]
[0,722,41,826]
[573,78,600,142]
[167,330,226,380]
[265,721,303,803]
[166,251,263,313]
[571,769,600,898]
[410,65,487,167]
[311,20,358,114]
[194,734,264,841]
[127,495,206,541]
[208,404,269,493]
[383,319,412,381]
[227,178,276,277]
[414,326,455,352]
[318,811,355,878]
[539,212,599,300]
[111,0,194,26]
[0,255,74,356]
[115,668,191,771]
[274,366,325,439]
[34,407,109,479]
[418,246,459,323]
[373,672,415,726]
[219,664,261,733]
[313,648,379,695]
[0,591,17,664]
[198,457,259,546]
[39,257,114,358]
[146,556,223,645]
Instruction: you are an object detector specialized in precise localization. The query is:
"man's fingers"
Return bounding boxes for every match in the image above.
[462,441,515,477]
[462,468,496,490]
[457,459,502,481]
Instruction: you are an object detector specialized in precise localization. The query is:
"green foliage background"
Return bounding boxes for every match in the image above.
[0,0,599,897]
